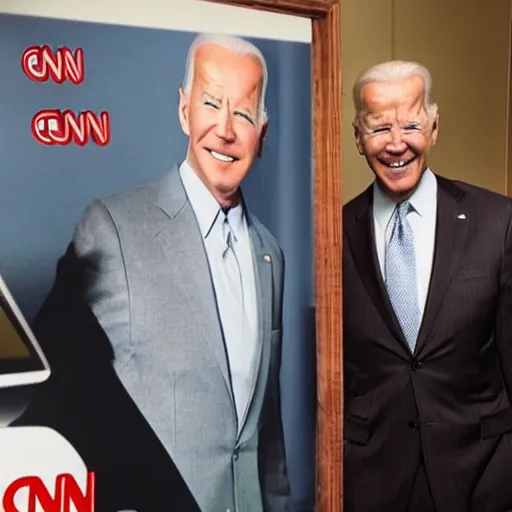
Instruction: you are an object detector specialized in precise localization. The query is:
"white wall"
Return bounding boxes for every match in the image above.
[0,0,311,42]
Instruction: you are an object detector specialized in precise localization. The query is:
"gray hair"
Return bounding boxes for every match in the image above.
[352,60,438,126]
[182,33,268,125]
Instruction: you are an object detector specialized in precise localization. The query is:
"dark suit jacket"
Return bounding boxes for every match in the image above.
[343,175,512,512]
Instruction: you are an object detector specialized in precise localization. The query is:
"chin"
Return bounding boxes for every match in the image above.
[212,179,239,198]
[378,171,421,199]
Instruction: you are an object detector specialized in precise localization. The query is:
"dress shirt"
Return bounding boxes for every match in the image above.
[373,167,438,317]
[179,160,259,427]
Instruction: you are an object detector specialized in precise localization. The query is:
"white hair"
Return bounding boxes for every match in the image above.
[182,33,268,125]
[352,60,438,126]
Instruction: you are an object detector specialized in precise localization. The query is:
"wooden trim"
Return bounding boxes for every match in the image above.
[201,1,343,511]
[201,0,334,18]
[311,5,342,511]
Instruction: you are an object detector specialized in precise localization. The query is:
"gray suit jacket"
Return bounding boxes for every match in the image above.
[72,165,293,512]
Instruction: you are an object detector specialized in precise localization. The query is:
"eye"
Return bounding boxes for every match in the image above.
[371,127,390,134]
[204,100,219,109]
[234,111,255,125]
[235,110,254,124]
[403,124,420,131]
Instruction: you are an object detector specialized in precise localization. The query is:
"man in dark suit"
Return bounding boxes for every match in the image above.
[343,60,512,512]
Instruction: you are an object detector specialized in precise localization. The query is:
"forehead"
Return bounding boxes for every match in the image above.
[360,76,426,118]
[193,44,263,99]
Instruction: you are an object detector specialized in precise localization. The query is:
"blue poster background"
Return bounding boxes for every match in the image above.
[0,13,315,509]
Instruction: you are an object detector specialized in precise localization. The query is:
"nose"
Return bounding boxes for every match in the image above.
[215,108,235,142]
[385,126,407,153]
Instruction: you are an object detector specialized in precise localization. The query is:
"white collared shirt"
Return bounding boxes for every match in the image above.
[179,160,259,427]
[372,168,438,316]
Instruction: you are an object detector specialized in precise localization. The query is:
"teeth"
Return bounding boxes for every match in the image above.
[210,150,234,162]
[389,161,407,168]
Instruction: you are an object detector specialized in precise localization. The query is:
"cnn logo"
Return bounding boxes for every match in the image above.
[21,44,111,147]
[21,45,84,85]
[2,472,95,512]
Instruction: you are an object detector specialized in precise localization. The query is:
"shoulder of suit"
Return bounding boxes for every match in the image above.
[81,179,161,224]
[343,185,372,220]
[443,176,512,212]
[101,180,160,209]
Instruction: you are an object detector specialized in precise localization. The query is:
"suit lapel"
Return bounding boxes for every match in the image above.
[347,178,469,355]
[154,165,234,403]
[346,187,409,351]
[155,170,274,435]
[237,216,273,438]
[415,176,468,353]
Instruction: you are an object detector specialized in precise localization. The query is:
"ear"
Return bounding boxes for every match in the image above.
[257,121,268,158]
[178,87,190,136]
[431,113,440,146]
[353,121,364,155]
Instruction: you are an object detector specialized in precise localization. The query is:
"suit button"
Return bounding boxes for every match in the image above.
[412,359,422,370]
[408,421,421,430]
[233,449,239,461]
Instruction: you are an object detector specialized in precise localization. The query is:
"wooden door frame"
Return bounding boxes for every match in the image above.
[201,1,343,511]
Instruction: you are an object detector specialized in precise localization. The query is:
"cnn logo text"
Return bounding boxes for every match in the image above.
[2,472,95,512]
[21,45,110,147]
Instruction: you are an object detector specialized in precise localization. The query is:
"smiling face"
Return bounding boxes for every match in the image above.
[354,75,439,201]
[178,43,267,207]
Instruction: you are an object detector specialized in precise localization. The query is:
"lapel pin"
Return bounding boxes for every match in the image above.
[457,214,466,219]
[263,254,271,263]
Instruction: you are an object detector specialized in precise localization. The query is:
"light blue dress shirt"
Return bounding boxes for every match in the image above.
[373,168,438,317]
[179,161,259,428]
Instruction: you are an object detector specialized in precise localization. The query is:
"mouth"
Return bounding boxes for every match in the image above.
[380,156,417,171]
[206,149,238,163]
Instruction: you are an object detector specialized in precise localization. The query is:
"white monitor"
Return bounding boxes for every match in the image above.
[0,273,50,389]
